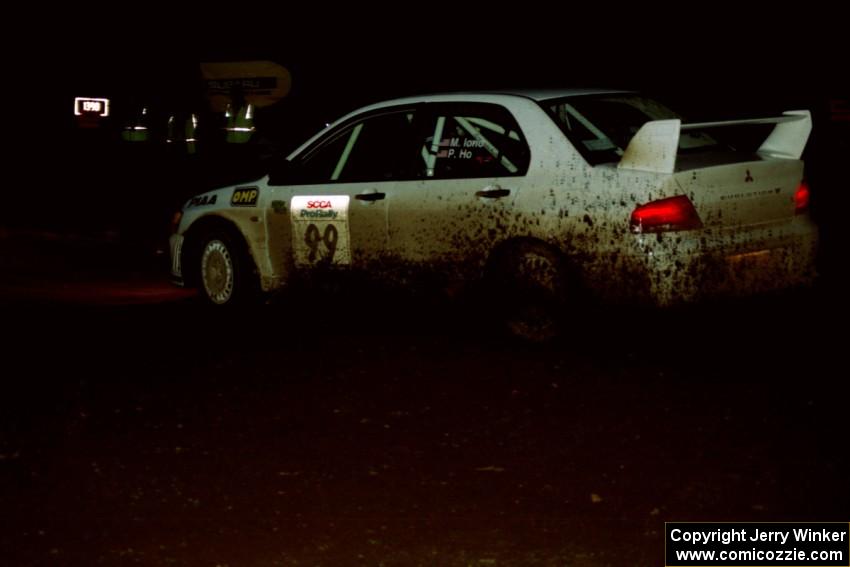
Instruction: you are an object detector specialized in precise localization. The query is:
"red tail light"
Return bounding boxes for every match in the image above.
[794,180,810,214]
[630,195,703,233]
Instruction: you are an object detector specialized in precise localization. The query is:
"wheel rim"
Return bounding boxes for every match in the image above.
[201,239,235,304]
[513,251,560,293]
[504,250,563,341]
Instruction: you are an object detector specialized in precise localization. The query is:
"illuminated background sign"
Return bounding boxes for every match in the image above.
[74,97,110,117]
[200,61,291,112]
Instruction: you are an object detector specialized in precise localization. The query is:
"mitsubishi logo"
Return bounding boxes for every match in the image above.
[745,170,754,183]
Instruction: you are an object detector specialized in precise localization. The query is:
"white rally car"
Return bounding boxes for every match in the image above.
[169,89,817,339]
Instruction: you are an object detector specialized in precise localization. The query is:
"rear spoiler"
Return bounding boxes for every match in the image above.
[617,110,812,174]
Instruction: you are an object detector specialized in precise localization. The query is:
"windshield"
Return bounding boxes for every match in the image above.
[543,95,721,165]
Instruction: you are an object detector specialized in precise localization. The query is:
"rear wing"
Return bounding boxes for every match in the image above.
[617,110,812,174]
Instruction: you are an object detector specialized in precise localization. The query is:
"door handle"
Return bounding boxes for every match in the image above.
[355,192,386,202]
[475,187,510,199]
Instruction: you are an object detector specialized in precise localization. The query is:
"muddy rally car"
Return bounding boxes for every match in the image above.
[169,89,817,339]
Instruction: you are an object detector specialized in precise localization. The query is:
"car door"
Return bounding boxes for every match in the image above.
[267,107,424,276]
[387,102,532,278]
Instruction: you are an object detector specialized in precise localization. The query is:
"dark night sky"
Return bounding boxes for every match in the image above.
[47,10,847,109]
[11,10,846,226]
[42,30,840,157]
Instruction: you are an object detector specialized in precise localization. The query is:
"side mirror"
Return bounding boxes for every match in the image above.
[268,159,298,186]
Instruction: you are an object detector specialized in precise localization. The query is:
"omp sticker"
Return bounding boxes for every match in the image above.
[231,187,259,206]
[290,195,351,266]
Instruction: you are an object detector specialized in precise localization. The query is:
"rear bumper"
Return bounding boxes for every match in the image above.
[585,216,819,306]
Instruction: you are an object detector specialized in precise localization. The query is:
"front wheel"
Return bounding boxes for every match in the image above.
[198,232,257,306]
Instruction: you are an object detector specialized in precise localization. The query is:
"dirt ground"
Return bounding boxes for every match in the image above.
[1,232,848,566]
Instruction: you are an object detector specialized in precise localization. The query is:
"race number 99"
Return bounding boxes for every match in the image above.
[304,223,338,262]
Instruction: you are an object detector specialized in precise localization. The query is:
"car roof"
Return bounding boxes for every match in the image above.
[367,88,635,108]
[465,88,636,101]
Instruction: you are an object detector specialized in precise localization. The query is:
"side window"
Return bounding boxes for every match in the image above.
[550,102,619,154]
[421,104,530,179]
[295,110,421,184]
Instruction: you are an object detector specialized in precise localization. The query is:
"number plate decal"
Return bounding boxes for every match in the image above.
[290,195,351,266]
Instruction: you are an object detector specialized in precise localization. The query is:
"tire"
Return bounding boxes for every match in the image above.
[486,241,572,343]
[197,231,257,307]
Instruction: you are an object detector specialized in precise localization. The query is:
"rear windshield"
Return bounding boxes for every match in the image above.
[542,95,721,165]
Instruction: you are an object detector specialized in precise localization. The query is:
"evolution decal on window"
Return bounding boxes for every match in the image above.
[231,187,259,206]
[290,195,351,266]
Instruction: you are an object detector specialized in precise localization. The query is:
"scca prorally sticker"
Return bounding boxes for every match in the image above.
[290,195,351,266]
[231,187,259,207]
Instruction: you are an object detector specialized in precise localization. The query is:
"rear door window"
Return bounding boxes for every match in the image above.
[419,103,530,179]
